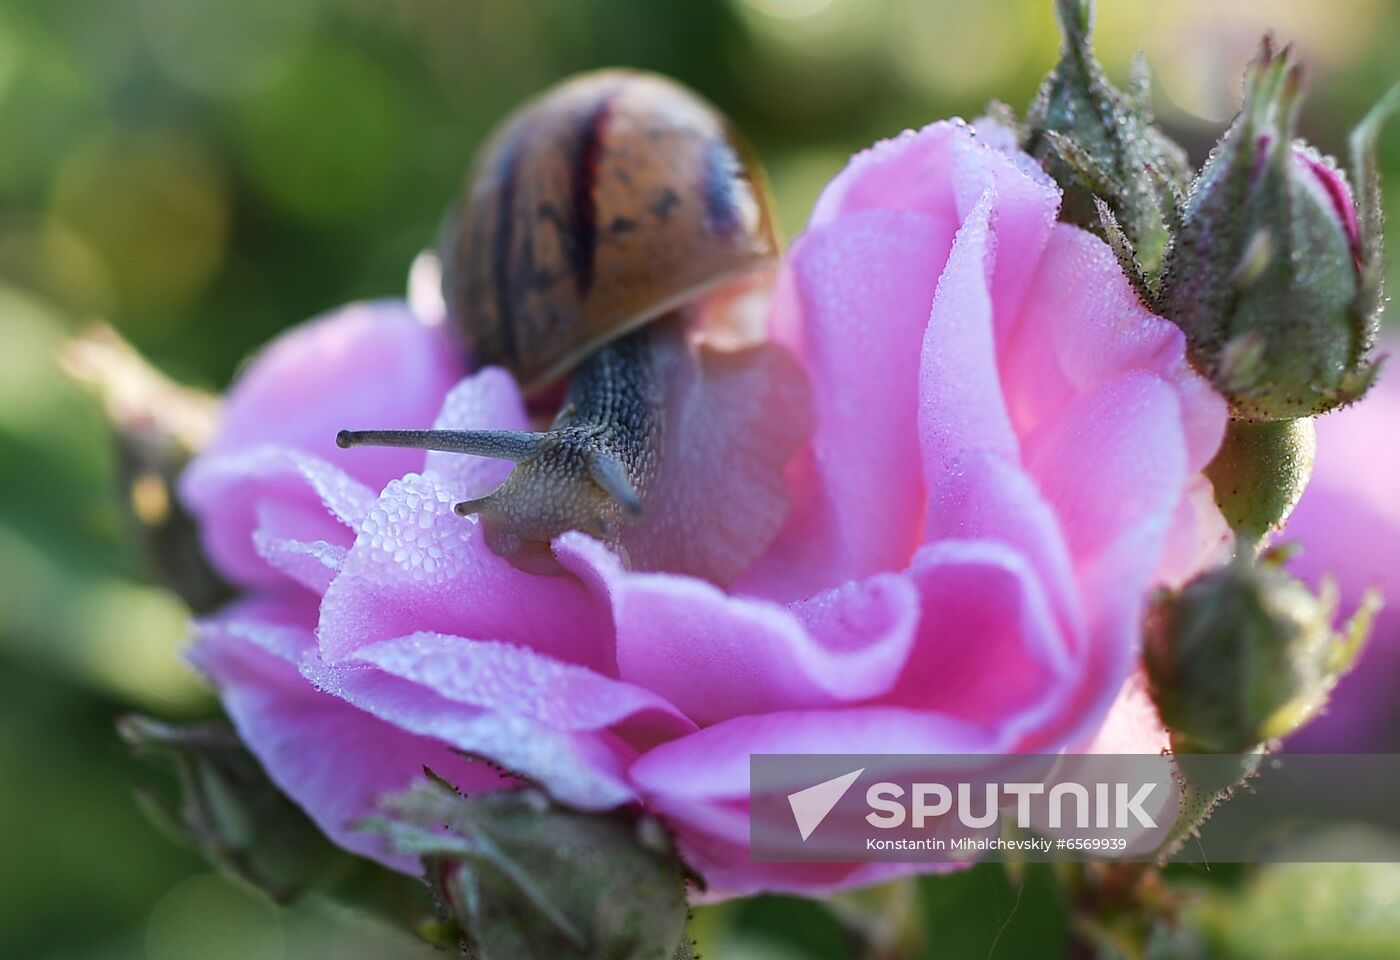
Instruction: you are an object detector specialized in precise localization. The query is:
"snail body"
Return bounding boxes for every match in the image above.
[338,70,781,571]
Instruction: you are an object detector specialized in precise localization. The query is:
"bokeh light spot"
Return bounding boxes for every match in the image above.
[1127,0,1389,124]
[891,0,1040,100]
[76,574,204,710]
[45,133,229,323]
[130,472,172,527]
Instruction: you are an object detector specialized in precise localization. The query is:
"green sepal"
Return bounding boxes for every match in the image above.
[364,779,691,960]
[120,714,433,931]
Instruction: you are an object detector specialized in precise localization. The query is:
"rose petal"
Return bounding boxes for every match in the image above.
[181,447,376,588]
[748,208,956,596]
[319,473,612,671]
[252,532,346,594]
[918,194,1019,489]
[210,300,463,490]
[630,706,1008,805]
[1001,226,1227,471]
[302,632,695,810]
[1047,510,1174,750]
[192,594,321,664]
[808,120,1058,344]
[1282,363,1400,752]
[557,533,920,725]
[620,324,811,586]
[190,607,505,873]
[344,632,692,743]
[923,451,1083,645]
[1020,370,1186,572]
[884,540,1075,742]
[948,130,1059,338]
[626,704,1012,897]
[808,122,960,226]
[1155,473,1233,589]
[1081,672,1171,755]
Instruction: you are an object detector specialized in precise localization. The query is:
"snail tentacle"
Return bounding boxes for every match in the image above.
[335,428,546,462]
[453,495,494,517]
[588,452,643,516]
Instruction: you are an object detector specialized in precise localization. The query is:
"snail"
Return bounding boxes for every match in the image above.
[337,70,802,579]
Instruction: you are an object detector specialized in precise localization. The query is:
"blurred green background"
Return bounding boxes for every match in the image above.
[1,1,1398,958]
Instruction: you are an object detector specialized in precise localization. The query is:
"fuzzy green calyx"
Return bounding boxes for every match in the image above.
[1144,555,1378,755]
[1159,42,1396,421]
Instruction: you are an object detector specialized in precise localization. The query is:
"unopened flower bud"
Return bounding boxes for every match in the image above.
[367,780,689,960]
[1159,42,1397,421]
[1023,0,1191,281]
[1144,556,1378,755]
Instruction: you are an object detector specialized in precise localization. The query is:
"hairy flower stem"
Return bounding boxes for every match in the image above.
[1205,417,1316,554]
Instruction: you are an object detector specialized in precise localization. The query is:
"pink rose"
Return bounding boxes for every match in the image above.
[181,122,1227,895]
[1284,353,1400,753]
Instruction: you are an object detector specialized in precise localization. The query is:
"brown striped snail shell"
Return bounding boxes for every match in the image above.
[440,68,779,392]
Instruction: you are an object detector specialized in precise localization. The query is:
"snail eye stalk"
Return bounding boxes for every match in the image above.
[335,428,545,462]
[588,454,643,516]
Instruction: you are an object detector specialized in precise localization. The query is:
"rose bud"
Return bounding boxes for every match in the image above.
[1023,0,1191,283]
[1159,41,1397,422]
[1144,555,1378,755]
